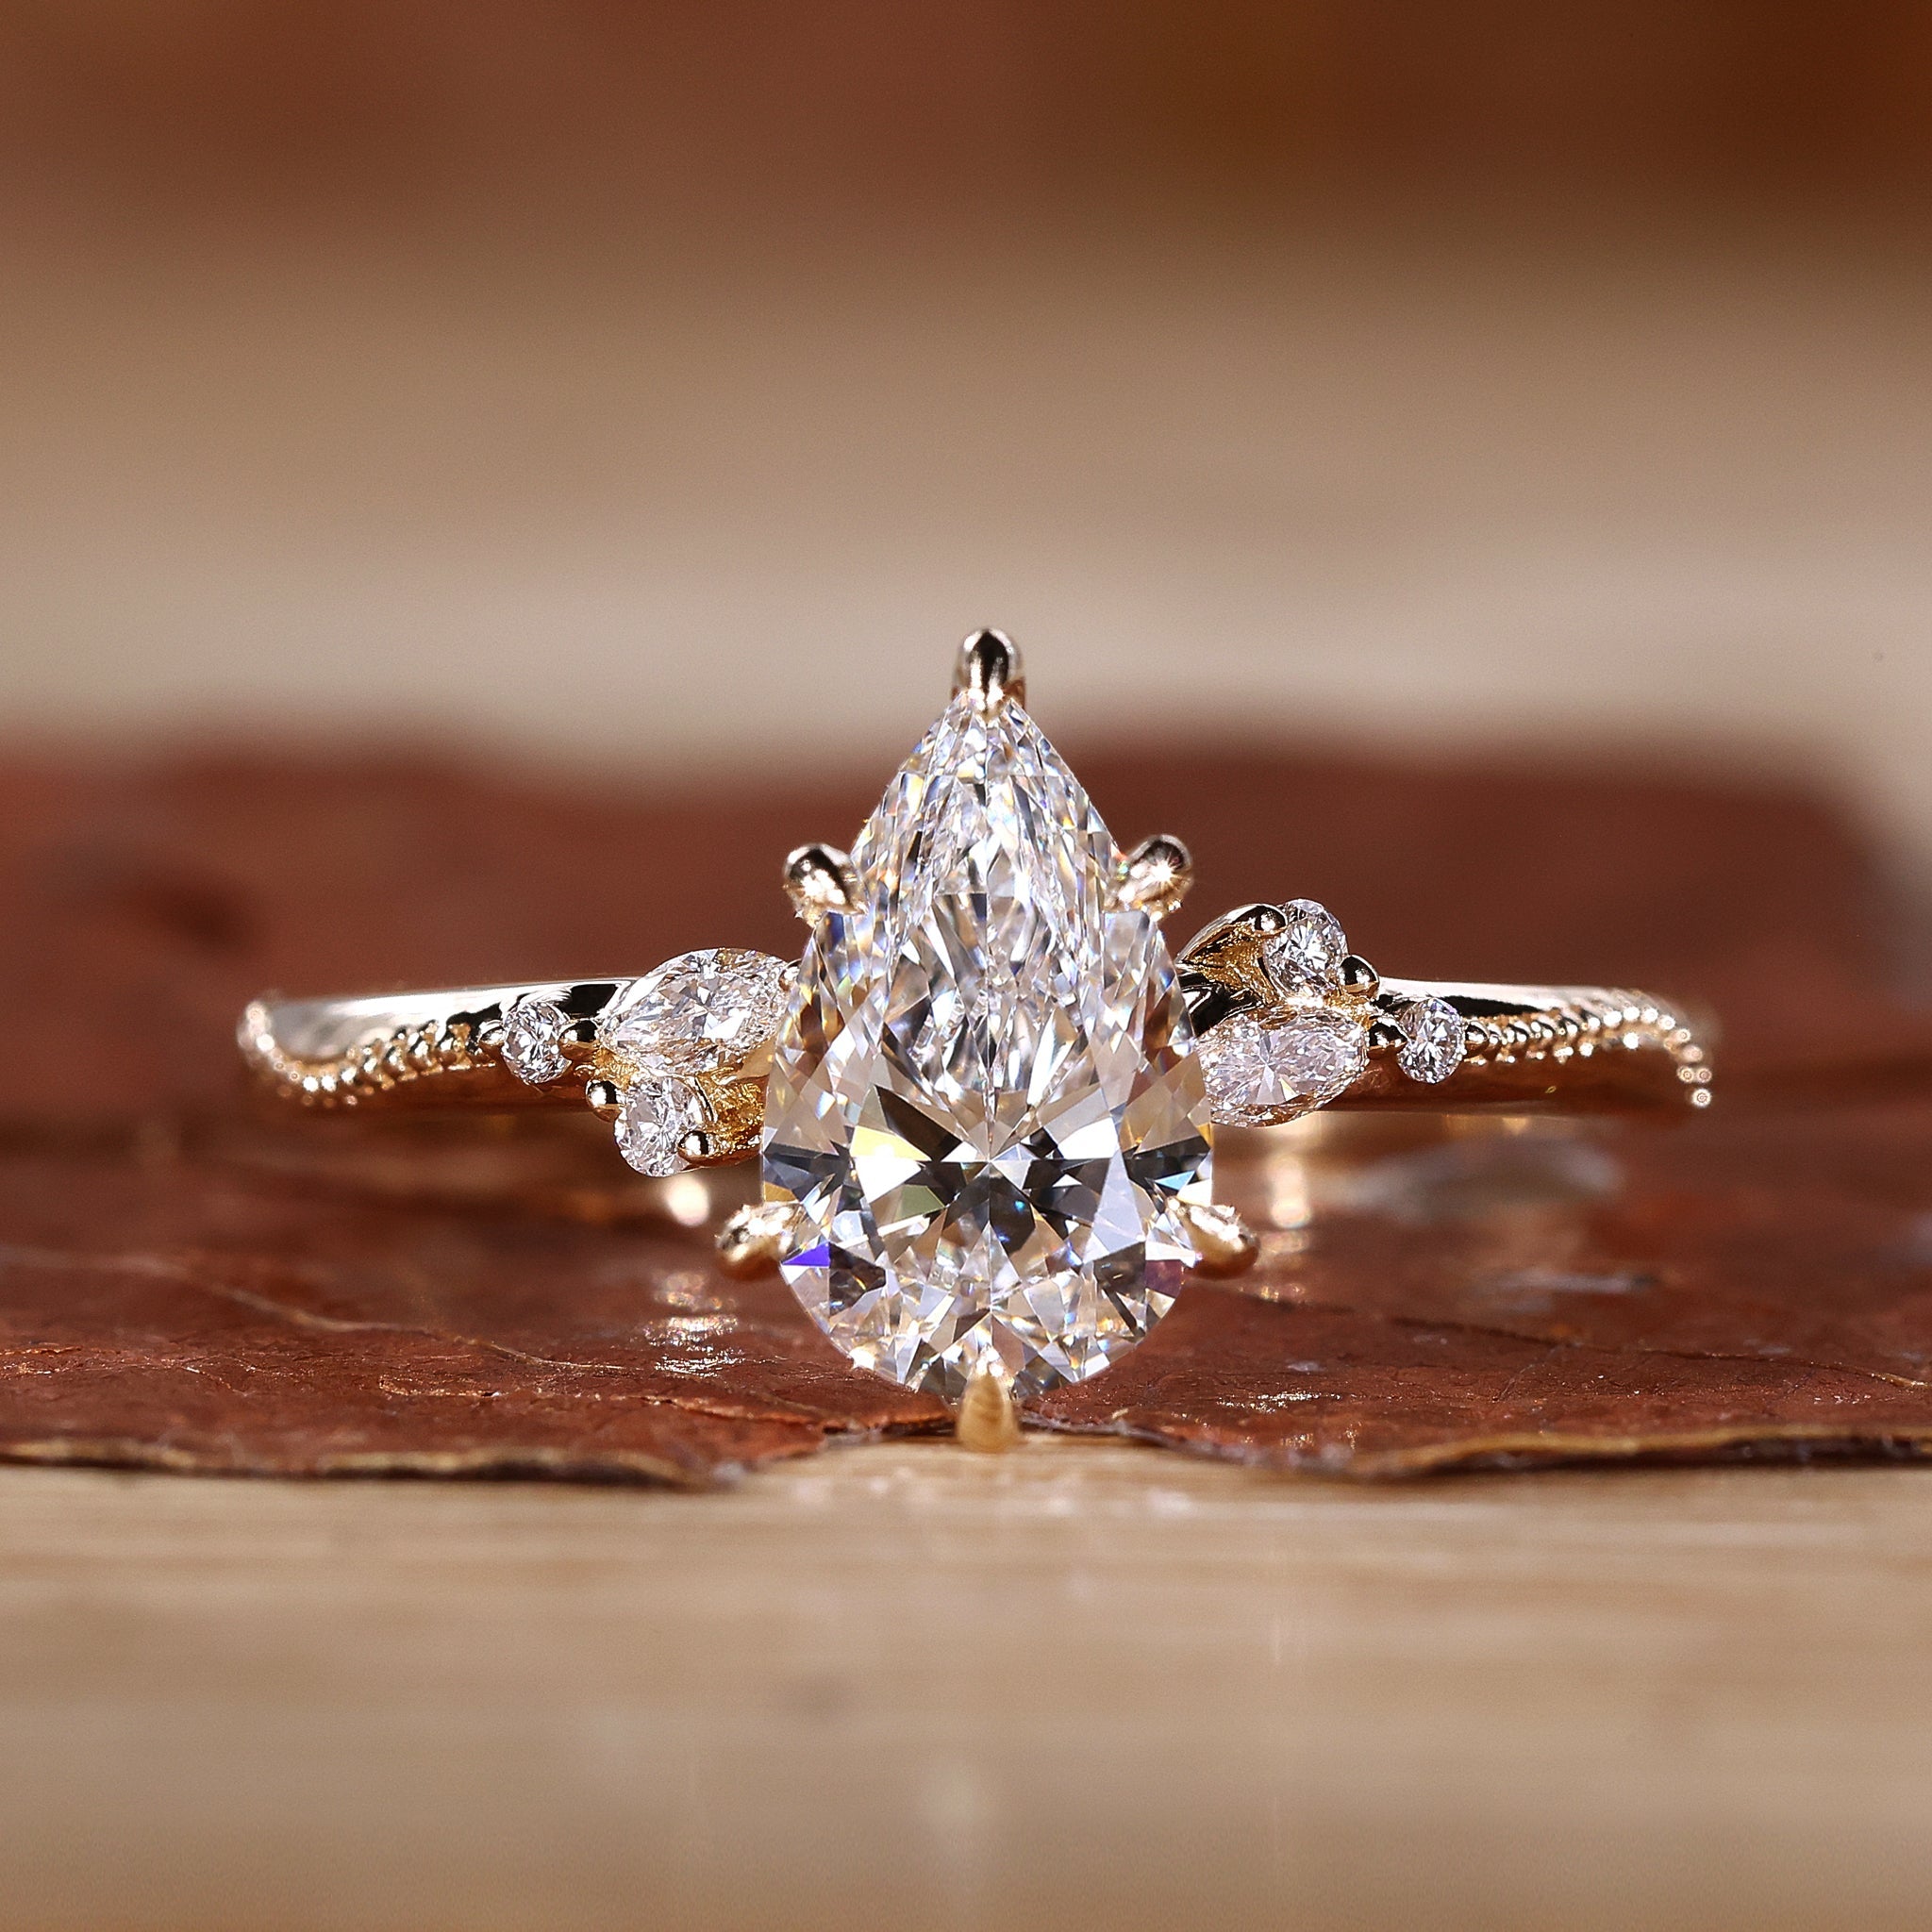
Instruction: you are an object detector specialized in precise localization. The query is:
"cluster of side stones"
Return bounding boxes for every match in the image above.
[1192,899,1368,1124]
[1192,899,1466,1124]
[602,948,789,1175]
[502,949,790,1177]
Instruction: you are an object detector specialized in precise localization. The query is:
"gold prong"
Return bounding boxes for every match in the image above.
[1174,905,1288,1024]
[1337,954,1383,996]
[1183,1200,1260,1276]
[677,1127,717,1166]
[956,1365,1022,1452]
[558,1016,602,1064]
[953,628,1025,713]
[784,843,859,921]
[1118,834,1194,917]
[1178,901,1287,966]
[1340,954,1379,995]
[584,1079,623,1121]
[715,1201,796,1277]
[1367,1017,1405,1055]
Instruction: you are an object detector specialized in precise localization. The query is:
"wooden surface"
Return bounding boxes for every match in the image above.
[6,1442,1932,1930]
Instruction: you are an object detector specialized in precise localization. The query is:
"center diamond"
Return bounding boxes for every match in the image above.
[761,692,1213,1398]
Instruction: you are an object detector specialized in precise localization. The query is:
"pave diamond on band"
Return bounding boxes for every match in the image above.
[240,631,1713,1414]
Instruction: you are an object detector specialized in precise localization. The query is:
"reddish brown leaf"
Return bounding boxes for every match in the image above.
[1,743,1929,1482]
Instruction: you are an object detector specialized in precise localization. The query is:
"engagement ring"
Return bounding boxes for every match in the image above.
[242,632,1711,1437]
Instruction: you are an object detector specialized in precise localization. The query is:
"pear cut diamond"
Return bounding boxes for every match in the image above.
[761,694,1214,1399]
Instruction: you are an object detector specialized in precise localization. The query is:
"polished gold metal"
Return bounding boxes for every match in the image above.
[244,969,1709,1128]
[784,843,858,922]
[956,1366,1023,1452]
[716,1201,796,1278]
[1159,896,1712,1119]
[953,627,1024,713]
[1118,834,1193,917]
[245,974,1708,1126]
[238,630,1718,1416]
[242,632,1713,1192]
[1174,901,1287,994]
[241,971,778,1165]
[1181,1200,1261,1276]
[678,1065,767,1164]
[1404,986,1710,1114]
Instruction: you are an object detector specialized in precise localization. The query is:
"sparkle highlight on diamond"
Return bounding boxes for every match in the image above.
[616,1074,705,1176]
[1195,1008,1369,1124]
[760,692,1213,1399]
[1266,899,1350,990]
[500,996,570,1085]
[1396,993,1467,1085]
[603,948,788,1074]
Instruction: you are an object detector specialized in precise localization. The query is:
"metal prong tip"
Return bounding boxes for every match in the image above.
[1182,1200,1261,1277]
[1119,834,1194,918]
[558,1016,602,1063]
[1366,1018,1406,1055]
[956,1366,1023,1453]
[1176,901,1288,966]
[583,1079,624,1121]
[715,1202,794,1278]
[676,1128,717,1167]
[783,842,858,921]
[1339,954,1380,995]
[953,628,1025,713]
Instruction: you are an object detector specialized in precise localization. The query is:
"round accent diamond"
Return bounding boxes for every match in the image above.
[1196,1008,1368,1124]
[1396,994,1466,1085]
[614,1074,704,1177]
[604,948,788,1073]
[500,996,569,1085]
[1266,899,1349,990]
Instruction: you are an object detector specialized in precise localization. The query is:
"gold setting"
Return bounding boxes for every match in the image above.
[952,626,1024,714]
[1117,834,1194,917]
[245,974,1708,1129]
[956,1366,1024,1452]
[716,1201,798,1278]
[1180,1200,1263,1276]
[240,628,1716,1413]
[783,844,859,923]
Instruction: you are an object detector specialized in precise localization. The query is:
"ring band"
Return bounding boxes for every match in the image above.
[242,974,1706,1122]
[240,630,1712,1413]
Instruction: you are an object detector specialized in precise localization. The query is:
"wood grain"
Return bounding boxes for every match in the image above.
[4,1445,1931,1931]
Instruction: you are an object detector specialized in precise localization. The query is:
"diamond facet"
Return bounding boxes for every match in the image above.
[1396,994,1466,1085]
[604,948,788,1073]
[500,995,569,1085]
[1266,899,1349,990]
[615,1074,704,1176]
[1195,1008,1368,1124]
[761,693,1214,1400]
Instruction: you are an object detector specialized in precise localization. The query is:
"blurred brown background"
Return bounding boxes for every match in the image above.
[7,21,1932,1932]
[1,3,1929,846]
[8,4,1932,208]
